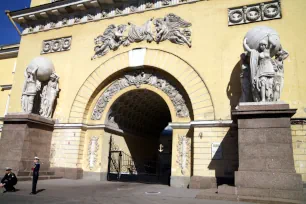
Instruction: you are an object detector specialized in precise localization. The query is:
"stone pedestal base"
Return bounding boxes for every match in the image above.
[189,176,217,189]
[0,113,54,173]
[170,176,190,188]
[228,102,304,201]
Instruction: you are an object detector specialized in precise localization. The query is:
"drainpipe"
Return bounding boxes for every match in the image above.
[5,10,22,36]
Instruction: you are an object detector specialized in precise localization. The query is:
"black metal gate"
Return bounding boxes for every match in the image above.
[107,136,169,184]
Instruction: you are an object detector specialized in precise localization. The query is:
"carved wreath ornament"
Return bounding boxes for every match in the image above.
[177,135,190,175]
[91,70,190,120]
[92,13,192,59]
[88,136,99,170]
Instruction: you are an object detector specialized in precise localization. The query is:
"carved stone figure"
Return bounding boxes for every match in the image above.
[115,8,122,15]
[154,13,192,47]
[145,2,153,8]
[91,24,127,59]
[40,73,59,118]
[130,6,138,13]
[124,18,154,45]
[162,0,171,6]
[21,66,39,113]
[21,57,59,118]
[240,26,288,102]
[272,46,289,101]
[91,14,192,59]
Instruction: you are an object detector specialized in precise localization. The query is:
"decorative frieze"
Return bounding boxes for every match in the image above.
[91,70,190,120]
[41,37,72,54]
[18,0,203,35]
[228,0,281,26]
[92,14,191,59]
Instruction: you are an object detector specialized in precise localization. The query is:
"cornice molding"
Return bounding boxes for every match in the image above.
[291,118,306,125]
[0,85,12,91]
[8,0,206,35]
[0,45,19,59]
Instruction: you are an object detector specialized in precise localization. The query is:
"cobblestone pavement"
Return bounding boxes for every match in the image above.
[0,179,253,204]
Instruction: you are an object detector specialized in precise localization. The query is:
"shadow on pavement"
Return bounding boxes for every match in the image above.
[36,189,46,194]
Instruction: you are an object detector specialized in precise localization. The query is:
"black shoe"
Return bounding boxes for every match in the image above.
[11,188,16,192]
[30,192,36,195]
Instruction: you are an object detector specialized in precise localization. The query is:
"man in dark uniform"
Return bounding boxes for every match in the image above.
[0,167,18,193]
[30,156,40,195]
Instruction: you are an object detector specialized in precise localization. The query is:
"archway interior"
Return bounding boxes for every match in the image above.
[106,89,172,184]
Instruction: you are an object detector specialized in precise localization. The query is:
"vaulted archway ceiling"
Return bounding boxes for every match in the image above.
[106,89,171,137]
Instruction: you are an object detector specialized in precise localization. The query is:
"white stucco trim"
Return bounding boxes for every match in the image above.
[191,120,234,127]
[54,123,106,130]
[169,120,234,129]
[55,120,235,130]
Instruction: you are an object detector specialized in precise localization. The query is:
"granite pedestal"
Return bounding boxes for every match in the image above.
[0,113,54,174]
[228,102,304,201]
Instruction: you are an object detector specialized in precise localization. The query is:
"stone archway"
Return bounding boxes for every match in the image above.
[68,48,215,124]
[68,48,215,187]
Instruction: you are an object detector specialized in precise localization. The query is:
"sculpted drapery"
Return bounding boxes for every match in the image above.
[240,26,289,103]
[21,57,59,118]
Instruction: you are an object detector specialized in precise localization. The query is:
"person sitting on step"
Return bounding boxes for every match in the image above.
[0,167,18,193]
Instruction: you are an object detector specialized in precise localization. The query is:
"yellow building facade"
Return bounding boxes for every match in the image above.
[0,44,18,137]
[0,0,305,187]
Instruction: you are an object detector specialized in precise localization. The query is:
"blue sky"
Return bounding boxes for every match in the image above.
[0,0,31,46]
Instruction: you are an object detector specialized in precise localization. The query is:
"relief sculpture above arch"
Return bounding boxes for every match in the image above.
[91,13,192,60]
[91,70,190,120]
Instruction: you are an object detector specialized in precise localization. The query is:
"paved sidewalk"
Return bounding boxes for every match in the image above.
[0,179,253,204]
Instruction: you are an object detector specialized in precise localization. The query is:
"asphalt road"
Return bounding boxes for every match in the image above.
[0,179,253,204]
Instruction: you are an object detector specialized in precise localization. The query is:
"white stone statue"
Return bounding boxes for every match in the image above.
[21,66,39,113]
[40,73,59,118]
[240,26,289,102]
[21,57,59,118]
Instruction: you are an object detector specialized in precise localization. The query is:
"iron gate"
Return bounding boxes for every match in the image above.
[107,136,167,183]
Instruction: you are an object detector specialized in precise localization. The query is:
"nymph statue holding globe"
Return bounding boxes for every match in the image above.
[240,26,289,103]
[21,66,39,113]
[21,57,59,118]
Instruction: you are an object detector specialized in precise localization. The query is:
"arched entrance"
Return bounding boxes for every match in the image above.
[90,68,192,185]
[67,48,216,187]
[106,89,172,184]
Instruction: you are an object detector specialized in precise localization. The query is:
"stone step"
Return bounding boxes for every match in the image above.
[17,171,55,176]
[17,175,62,181]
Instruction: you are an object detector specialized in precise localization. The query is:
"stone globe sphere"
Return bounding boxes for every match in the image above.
[244,26,281,57]
[28,57,55,82]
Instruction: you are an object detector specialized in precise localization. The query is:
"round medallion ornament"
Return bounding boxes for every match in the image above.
[229,10,244,23]
[43,42,51,53]
[52,40,61,52]
[246,7,261,22]
[264,4,280,18]
[62,38,71,50]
